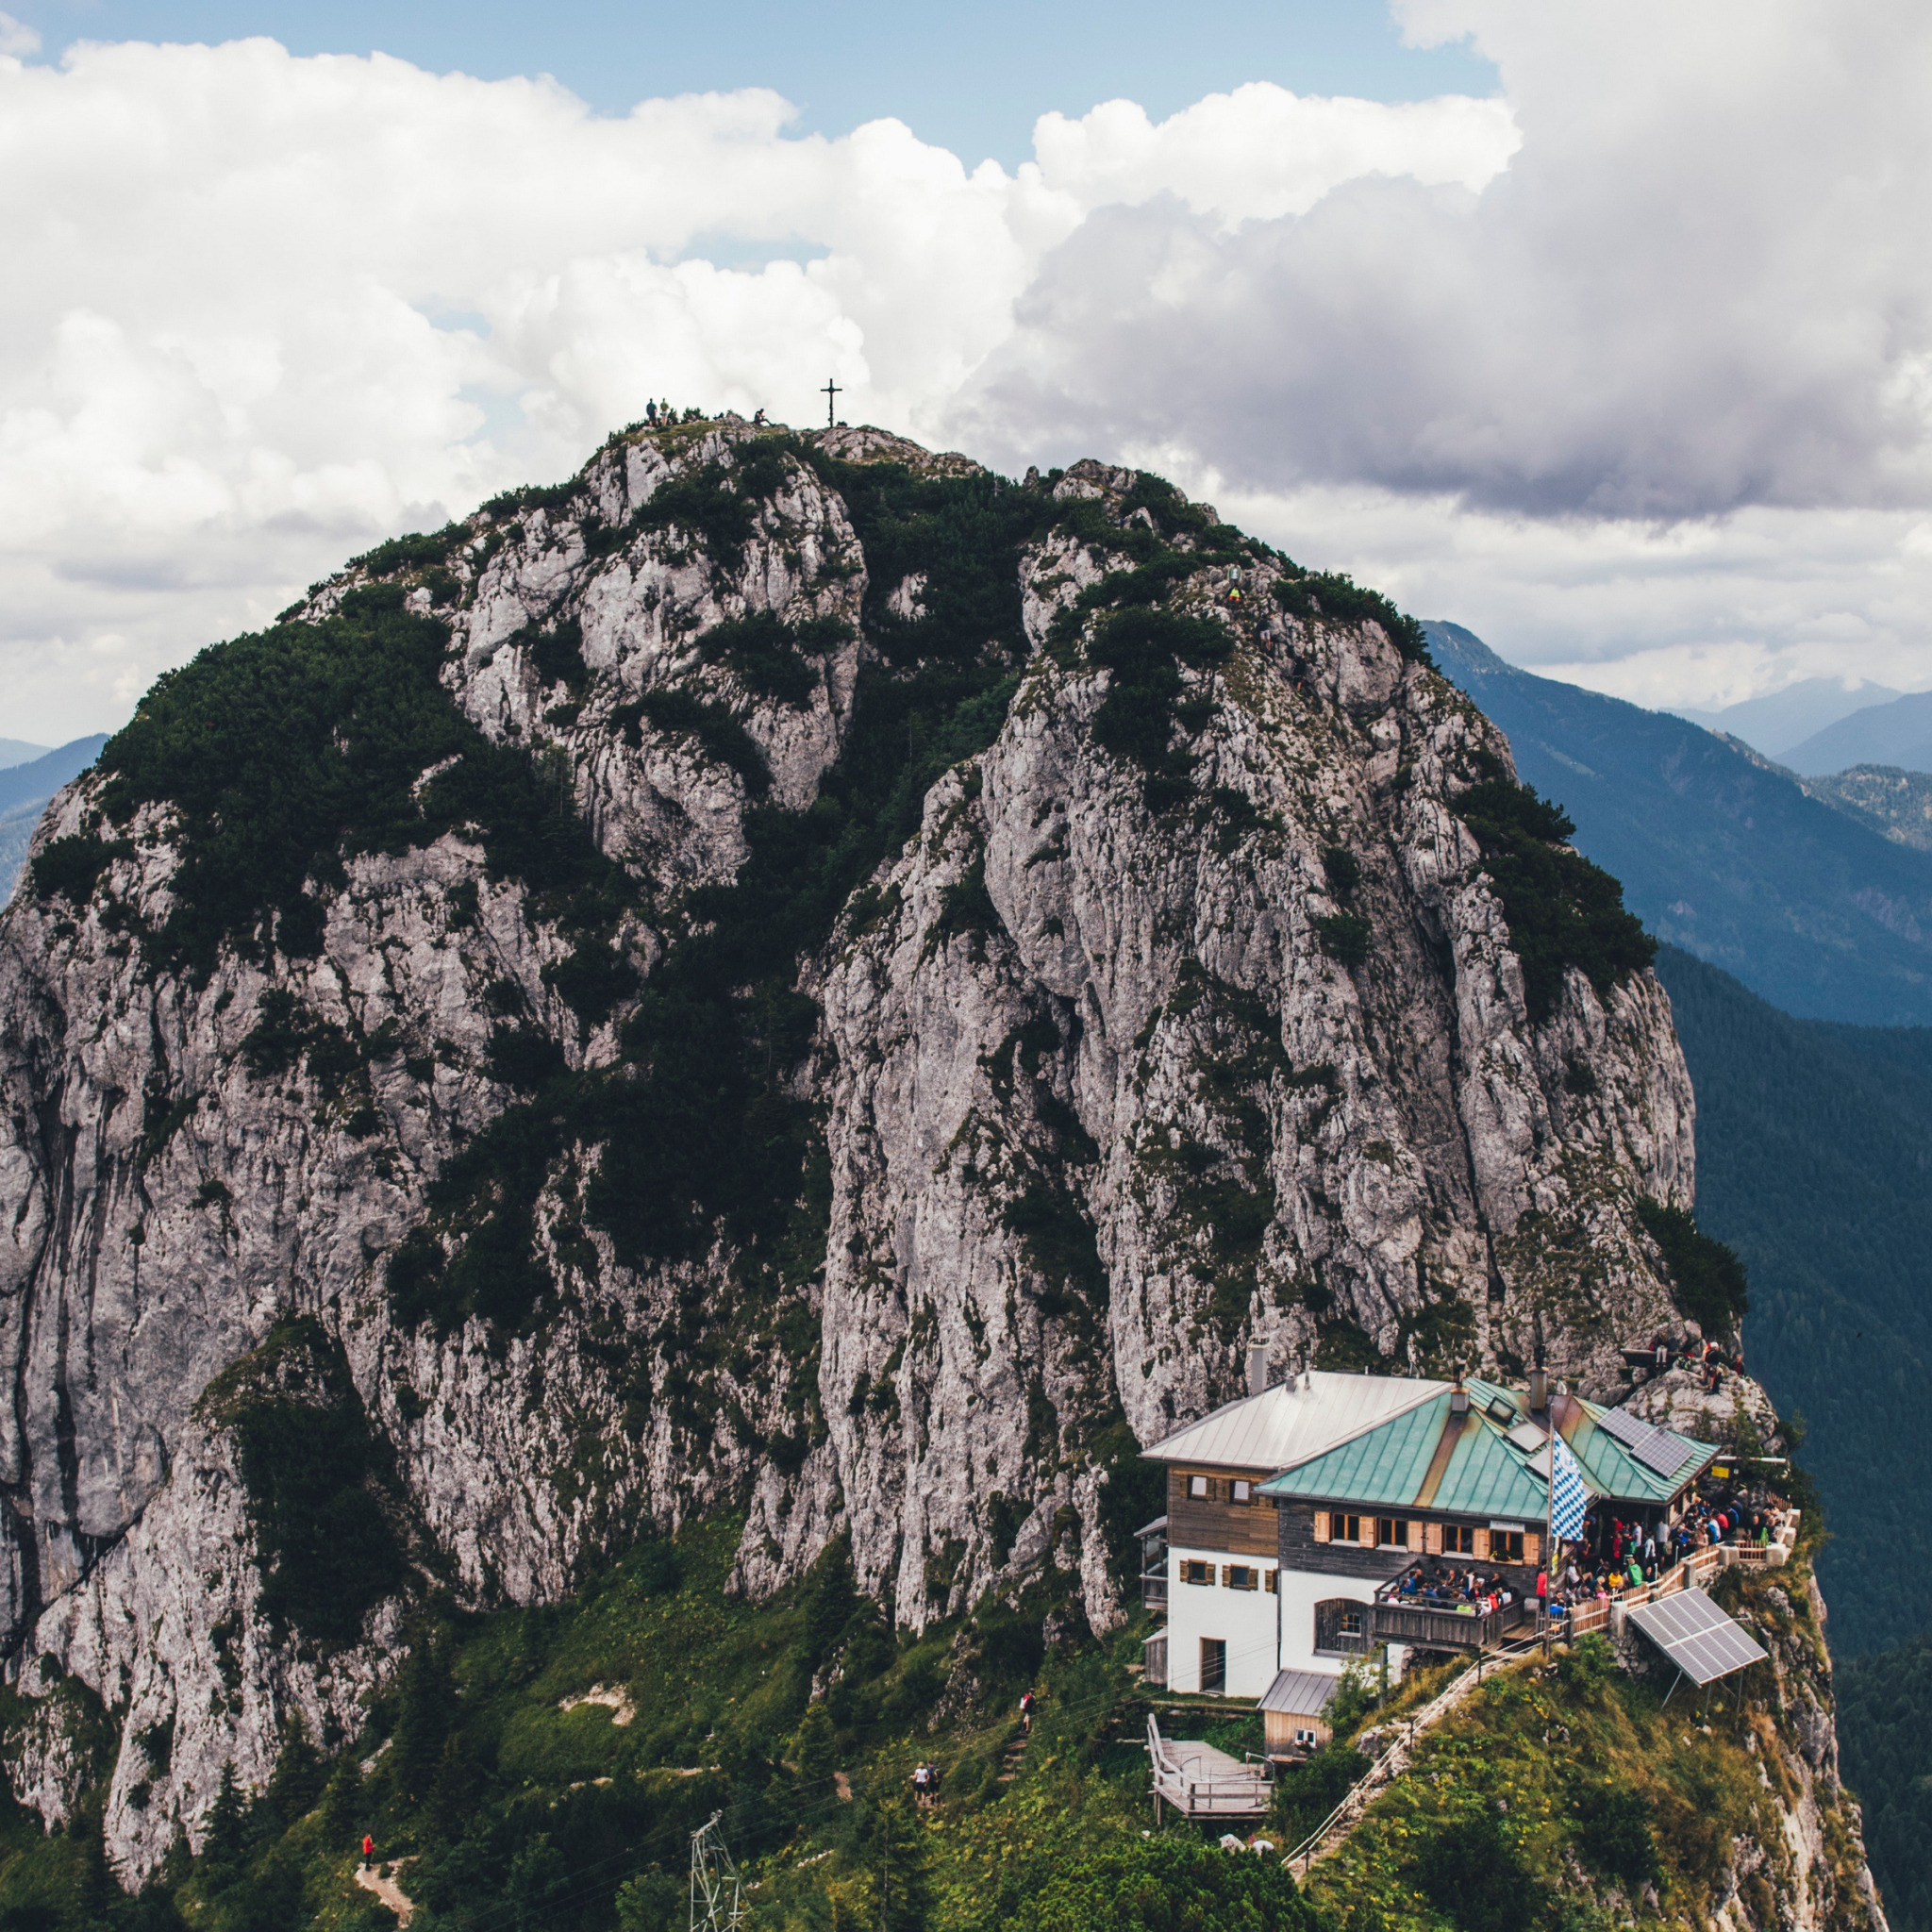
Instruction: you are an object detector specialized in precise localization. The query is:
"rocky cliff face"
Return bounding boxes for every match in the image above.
[0,419,1705,1877]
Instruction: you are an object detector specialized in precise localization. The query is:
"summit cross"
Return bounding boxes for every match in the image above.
[822,377,841,426]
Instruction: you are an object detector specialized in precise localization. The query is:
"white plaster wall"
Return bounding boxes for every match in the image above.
[1164,1544,1282,1696]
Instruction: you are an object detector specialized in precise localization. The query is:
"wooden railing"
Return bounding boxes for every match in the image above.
[1367,1600,1514,1651]
[1555,1511,1799,1639]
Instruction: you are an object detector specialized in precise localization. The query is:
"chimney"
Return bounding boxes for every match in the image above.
[1528,1367,1549,1414]
[1450,1375,1470,1416]
[1247,1341,1270,1398]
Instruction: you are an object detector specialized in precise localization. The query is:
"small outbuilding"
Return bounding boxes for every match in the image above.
[1258,1668,1341,1758]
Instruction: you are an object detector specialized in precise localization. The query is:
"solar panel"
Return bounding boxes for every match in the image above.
[1632,1431,1699,1478]
[1595,1406,1692,1478]
[1595,1406,1652,1449]
[1627,1588,1768,1686]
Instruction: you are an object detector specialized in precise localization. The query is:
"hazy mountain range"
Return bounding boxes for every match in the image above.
[1677,675,1932,775]
[1425,622,1932,1025]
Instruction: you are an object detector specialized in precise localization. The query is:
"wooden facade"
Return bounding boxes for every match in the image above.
[1166,1467,1280,1559]
[1276,1497,1543,1576]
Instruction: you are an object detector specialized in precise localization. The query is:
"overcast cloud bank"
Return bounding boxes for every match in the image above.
[0,0,1926,738]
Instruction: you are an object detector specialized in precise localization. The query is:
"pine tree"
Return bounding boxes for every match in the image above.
[67,1812,113,1930]
[425,1729,478,1844]
[796,1702,838,1789]
[865,1793,930,1932]
[202,1762,245,1872]
[317,1753,362,1854]
[391,1626,458,1805]
[264,1712,325,1827]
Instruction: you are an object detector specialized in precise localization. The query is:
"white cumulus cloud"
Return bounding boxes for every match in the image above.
[1,1,1929,739]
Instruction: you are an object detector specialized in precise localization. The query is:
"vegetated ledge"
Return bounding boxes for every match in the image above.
[1297,1524,1885,1932]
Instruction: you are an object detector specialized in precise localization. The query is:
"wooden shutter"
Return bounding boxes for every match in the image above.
[1473,1527,1490,1559]
[1312,1510,1330,1543]
[1525,1531,1542,1564]
[1424,1522,1442,1555]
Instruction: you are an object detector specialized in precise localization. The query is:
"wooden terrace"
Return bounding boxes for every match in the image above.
[1146,1715,1274,1823]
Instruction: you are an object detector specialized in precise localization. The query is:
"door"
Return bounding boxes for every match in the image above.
[1200,1637,1226,1695]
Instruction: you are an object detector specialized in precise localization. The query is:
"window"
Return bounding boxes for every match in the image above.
[1224,1565,1258,1591]
[1233,1479,1252,1503]
[1201,1638,1226,1695]
[1181,1559,1214,1586]
[1314,1599,1372,1654]
[1332,1513,1363,1543]
[1491,1530,1525,1564]
[1444,1524,1475,1555]
[1294,1727,1319,1748]
[1265,1568,1278,1594]
[1189,1474,1209,1500]
[1376,1518,1408,1549]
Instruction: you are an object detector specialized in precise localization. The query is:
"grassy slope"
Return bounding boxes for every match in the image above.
[1308,1556,1872,1932]
[0,1512,1868,1932]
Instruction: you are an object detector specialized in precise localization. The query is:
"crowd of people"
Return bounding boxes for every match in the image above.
[1386,1559,1525,1619]
[1381,1478,1790,1630]
[1544,1483,1789,1622]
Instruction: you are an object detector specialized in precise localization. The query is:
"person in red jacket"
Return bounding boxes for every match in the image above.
[361,1835,375,1871]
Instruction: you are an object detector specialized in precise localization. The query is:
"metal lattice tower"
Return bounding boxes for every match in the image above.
[689,1812,744,1932]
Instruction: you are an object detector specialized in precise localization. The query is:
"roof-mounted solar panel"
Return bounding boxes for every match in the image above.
[1595,1406,1692,1475]
[1595,1407,1650,1448]
[1633,1432,1699,1477]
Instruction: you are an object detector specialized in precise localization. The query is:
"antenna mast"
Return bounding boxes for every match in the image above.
[689,1813,744,1932]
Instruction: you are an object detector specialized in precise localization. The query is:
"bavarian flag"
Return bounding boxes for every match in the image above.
[1550,1434,1590,1543]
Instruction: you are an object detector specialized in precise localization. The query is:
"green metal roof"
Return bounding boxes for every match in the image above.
[1257,1378,1714,1518]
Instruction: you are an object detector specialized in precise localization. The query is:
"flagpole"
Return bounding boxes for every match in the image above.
[1543,1395,1556,1660]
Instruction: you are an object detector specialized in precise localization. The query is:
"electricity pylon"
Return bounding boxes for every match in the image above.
[689,1812,744,1932]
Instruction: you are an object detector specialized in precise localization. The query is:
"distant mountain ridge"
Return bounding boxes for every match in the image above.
[1656,942,1932,1657]
[1781,688,1932,776]
[1425,621,1932,1024]
[1674,675,1901,758]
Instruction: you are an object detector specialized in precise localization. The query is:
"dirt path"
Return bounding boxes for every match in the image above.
[355,1859,416,1926]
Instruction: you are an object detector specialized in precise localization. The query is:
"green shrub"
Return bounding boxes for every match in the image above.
[696,611,849,709]
[1014,1834,1324,1932]
[617,687,772,797]
[28,831,127,907]
[1574,1782,1661,1885]
[1313,912,1371,967]
[209,1322,405,1645]
[1408,1807,1546,1932]
[1635,1196,1750,1333]
[1274,570,1432,664]
[1456,778,1656,1021]
[1088,606,1233,812]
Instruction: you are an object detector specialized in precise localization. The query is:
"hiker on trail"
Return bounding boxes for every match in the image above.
[1019,1690,1037,1734]
[361,1835,374,1871]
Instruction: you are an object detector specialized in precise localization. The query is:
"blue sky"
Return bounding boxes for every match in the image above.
[8,0,1495,161]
